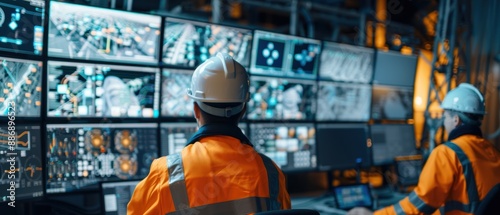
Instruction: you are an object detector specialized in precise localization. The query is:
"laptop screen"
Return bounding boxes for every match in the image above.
[100,180,141,215]
[333,184,373,210]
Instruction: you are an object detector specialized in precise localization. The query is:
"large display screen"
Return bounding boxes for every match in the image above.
[0,56,42,117]
[250,30,321,79]
[370,124,418,166]
[247,76,317,120]
[163,18,253,68]
[373,50,418,87]
[47,61,160,118]
[371,85,413,120]
[316,82,371,122]
[316,124,371,170]
[0,0,44,55]
[161,69,193,117]
[319,42,374,83]
[45,123,158,194]
[48,1,161,64]
[0,125,43,202]
[249,123,316,172]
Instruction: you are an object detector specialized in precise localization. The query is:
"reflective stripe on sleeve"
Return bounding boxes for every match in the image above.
[407,191,438,214]
[393,202,405,215]
[167,153,190,211]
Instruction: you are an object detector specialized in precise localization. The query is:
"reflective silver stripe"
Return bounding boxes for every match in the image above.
[393,202,405,215]
[167,153,190,211]
[166,197,268,215]
[408,191,438,214]
[258,153,282,210]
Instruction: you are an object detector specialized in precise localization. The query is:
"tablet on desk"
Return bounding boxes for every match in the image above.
[333,184,373,211]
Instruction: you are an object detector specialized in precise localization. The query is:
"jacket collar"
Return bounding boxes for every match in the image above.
[448,123,483,141]
[186,123,253,147]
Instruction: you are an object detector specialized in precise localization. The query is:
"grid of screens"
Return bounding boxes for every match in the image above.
[249,123,316,172]
[371,85,413,120]
[161,69,193,117]
[317,82,371,122]
[163,18,253,68]
[370,124,418,166]
[47,61,160,118]
[247,76,317,120]
[319,42,374,83]
[0,0,44,55]
[100,180,140,215]
[45,123,158,194]
[373,51,418,87]
[48,1,161,64]
[0,125,43,202]
[316,124,371,170]
[0,56,42,117]
[250,30,321,79]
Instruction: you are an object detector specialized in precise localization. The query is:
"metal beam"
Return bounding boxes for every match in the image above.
[212,0,221,23]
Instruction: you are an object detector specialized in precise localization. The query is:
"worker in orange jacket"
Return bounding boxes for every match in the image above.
[348,83,500,215]
[127,53,291,215]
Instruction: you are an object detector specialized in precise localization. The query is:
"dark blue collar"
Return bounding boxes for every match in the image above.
[186,123,253,147]
[448,124,483,141]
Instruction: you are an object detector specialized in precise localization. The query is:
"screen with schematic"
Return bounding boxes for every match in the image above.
[45,123,158,194]
[370,124,419,166]
[48,1,161,64]
[161,69,193,117]
[250,30,321,79]
[163,18,253,68]
[249,123,316,172]
[371,85,413,120]
[316,81,371,122]
[0,125,43,202]
[47,61,160,118]
[0,0,44,55]
[247,76,317,120]
[319,42,374,83]
[0,56,42,117]
[316,124,371,170]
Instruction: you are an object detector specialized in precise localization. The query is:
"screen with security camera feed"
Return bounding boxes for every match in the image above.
[161,69,194,117]
[247,76,317,120]
[45,123,158,194]
[0,124,43,202]
[316,81,371,122]
[47,61,160,118]
[370,124,418,166]
[48,1,161,64]
[163,18,253,68]
[319,42,374,83]
[371,85,413,120]
[373,50,418,87]
[0,56,42,117]
[250,123,316,172]
[0,0,44,55]
[250,30,321,79]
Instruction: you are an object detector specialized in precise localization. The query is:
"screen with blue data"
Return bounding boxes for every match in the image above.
[333,184,373,210]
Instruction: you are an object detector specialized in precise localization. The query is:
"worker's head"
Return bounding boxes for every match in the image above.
[187,53,250,126]
[441,83,486,135]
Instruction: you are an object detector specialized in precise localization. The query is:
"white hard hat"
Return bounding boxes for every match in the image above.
[187,52,250,117]
[441,83,486,115]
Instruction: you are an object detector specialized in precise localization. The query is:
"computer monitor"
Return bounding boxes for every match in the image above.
[48,1,161,64]
[371,85,413,120]
[160,123,247,155]
[0,56,42,117]
[249,123,316,172]
[316,81,371,122]
[161,69,193,117]
[316,124,371,171]
[247,76,317,120]
[370,124,418,166]
[47,61,160,118]
[319,42,374,83]
[0,0,44,55]
[163,18,253,68]
[100,180,140,215]
[373,50,418,87]
[250,30,321,79]
[45,123,158,194]
[0,125,43,202]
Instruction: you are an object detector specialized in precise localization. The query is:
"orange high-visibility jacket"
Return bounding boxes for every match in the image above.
[127,135,291,215]
[375,134,500,215]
